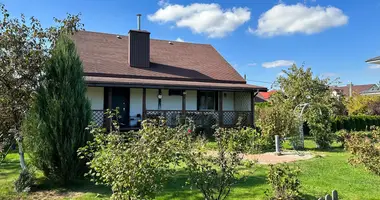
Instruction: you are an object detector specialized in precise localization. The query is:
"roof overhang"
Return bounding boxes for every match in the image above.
[366,56,380,64]
[85,76,267,92]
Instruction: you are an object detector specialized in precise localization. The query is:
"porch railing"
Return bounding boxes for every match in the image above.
[91,110,252,128]
[145,110,252,127]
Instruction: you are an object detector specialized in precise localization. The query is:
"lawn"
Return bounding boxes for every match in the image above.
[1,140,380,200]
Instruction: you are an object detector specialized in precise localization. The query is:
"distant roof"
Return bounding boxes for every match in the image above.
[256,90,276,101]
[72,31,266,91]
[366,56,380,63]
[332,84,375,96]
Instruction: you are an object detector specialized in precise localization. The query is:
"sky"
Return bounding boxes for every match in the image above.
[2,0,380,89]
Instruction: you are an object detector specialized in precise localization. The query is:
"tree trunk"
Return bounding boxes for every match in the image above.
[15,132,27,170]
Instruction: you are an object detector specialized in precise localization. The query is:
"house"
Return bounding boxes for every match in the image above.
[72,27,266,130]
[255,90,276,102]
[331,83,375,97]
[366,56,380,65]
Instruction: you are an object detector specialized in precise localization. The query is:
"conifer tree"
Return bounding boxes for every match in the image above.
[24,35,91,185]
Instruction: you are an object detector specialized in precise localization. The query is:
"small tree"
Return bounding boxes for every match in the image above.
[183,127,252,200]
[23,35,91,185]
[266,164,301,200]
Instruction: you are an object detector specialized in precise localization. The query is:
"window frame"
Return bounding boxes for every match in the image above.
[197,91,218,111]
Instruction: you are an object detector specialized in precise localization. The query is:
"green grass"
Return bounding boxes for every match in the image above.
[2,140,380,200]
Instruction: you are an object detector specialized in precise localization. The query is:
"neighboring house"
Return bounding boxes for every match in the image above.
[255,90,276,102]
[331,84,375,97]
[72,29,266,130]
[366,56,380,65]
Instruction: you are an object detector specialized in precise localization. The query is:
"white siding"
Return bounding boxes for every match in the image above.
[161,89,182,110]
[186,90,197,110]
[87,87,104,110]
[146,89,159,110]
[222,92,234,111]
[130,88,143,116]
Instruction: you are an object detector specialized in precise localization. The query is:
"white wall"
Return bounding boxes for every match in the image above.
[222,92,234,111]
[161,89,182,110]
[186,90,197,110]
[87,87,104,110]
[130,88,143,116]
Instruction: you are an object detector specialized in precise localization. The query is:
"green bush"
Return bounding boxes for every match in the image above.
[345,127,380,175]
[78,113,192,200]
[23,35,91,185]
[266,164,301,200]
[331,115,380,132]
[183,126,253,200]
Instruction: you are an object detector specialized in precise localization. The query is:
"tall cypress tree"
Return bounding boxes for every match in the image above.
[24,35,91,185]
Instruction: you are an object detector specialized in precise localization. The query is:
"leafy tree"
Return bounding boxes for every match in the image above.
[345,95,380,115]
[78,113,191,199]
[23,35,91,184]
[0,4,83,173]
[271,64,342,148]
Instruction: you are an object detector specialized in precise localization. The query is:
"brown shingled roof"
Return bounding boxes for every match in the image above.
[73,31,246,83]
[332,84,375,96]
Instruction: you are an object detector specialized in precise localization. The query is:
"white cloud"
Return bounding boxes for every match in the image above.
[369,65,380,69]
[247,63,257,66]
[175,37,184,42]
[262,60,294,68]
[148,3,251,38]
[251,3,348,37]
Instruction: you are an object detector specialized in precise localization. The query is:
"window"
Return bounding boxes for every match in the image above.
[168,89,183,96]
[198,91,218,110]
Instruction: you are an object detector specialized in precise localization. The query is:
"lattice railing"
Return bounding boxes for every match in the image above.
[145,110,252,127]
[222,111,252,127]
[92,110,105,126]
[145,110,182,126]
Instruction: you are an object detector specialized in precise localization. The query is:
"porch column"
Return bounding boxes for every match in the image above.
[142,88,146,120]
[250,91,255,127]
[107,88,112,131]
[219,91,223,127]
[182,90,186,114]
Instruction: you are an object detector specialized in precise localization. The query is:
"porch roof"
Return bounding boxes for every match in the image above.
[85,76,267,92]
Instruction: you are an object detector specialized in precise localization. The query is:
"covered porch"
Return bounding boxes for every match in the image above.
[88,86,263,130]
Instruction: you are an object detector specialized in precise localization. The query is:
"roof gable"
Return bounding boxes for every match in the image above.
[72,31,246,84]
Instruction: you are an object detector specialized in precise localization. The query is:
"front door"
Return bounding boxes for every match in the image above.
[112,88,130,128]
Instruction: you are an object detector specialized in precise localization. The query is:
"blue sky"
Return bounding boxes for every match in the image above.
[3,0,380,88]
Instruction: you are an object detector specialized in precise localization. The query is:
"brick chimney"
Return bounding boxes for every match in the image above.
[128,14,150,68]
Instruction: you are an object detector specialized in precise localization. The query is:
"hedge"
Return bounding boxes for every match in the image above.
[331,115,380,132]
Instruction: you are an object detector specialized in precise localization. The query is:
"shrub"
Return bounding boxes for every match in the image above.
[345,127,380,175]
[256,105,300,150]
[78,112,191,200]
[331,115,380,132]
[14,169,35,193]
[183,126,252,200]
[266,164,301,200]
[23,35,91,185]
